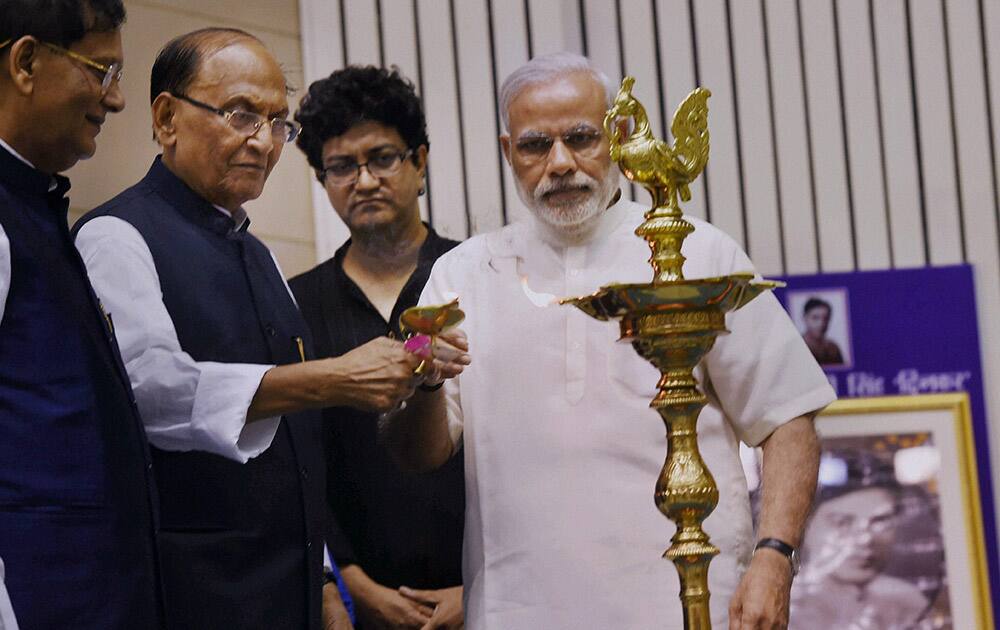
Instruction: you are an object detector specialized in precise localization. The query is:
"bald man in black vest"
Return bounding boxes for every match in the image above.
[75,28,434,630]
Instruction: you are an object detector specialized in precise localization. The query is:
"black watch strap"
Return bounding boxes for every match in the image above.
[754,538,799,576]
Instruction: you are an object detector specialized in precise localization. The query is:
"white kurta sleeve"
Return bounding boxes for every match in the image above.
[418,253,465,448]
[702,237,836,446]
[0,222,9,325]
[0,555,18,630]
[75,216,280,463]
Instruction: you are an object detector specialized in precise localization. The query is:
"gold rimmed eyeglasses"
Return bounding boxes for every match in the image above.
[0,37,122,97]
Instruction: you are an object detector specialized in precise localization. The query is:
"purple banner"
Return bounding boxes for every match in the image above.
[774,264,998,609]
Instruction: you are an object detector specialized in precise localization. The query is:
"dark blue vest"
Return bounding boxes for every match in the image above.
[76,158,326,630]
[0,147,161,628]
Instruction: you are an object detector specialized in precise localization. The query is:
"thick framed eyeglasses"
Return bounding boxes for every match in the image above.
[321,149,415,186]
[513,127,605,164]
[0,38,122,96]
[171,93,301,144]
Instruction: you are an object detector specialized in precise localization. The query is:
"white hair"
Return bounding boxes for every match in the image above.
[498,52,615,132]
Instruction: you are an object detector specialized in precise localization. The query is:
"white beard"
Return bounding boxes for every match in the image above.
[516,166,620,232]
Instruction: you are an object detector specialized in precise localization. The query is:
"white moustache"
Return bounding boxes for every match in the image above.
[533,173,598,201]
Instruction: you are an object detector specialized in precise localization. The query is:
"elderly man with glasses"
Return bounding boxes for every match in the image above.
[0,1,162,628]
[74,28,438,630]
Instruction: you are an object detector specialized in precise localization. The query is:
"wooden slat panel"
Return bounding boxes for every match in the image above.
[380,2,428,223]
[872,0,926,268]
[528,0,583,56]
[981,0,1000,561]
[948,1,1000,534]
[762,0,818,274]
[454,0,507,235]
[655,0,707,221]
[730,0,784,275]
[299,0,348,261]
[836,0,890,270]
[416,0,469,240]
[620,0,663,137]
[619,0,664,210]
[582,0,632,203]
[382,2,419,87]
[490,0,532,224]
[799,0,854,272]
[908,0,964,265]
[343,0,380,66]
[692,0,746,247]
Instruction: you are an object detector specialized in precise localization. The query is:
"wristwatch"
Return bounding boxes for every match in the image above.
[754,538,800,576]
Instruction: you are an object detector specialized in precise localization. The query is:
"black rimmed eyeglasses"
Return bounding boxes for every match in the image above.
[321,148,415,186]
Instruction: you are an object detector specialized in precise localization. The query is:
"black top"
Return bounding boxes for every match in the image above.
[76,158,328,630]
[0,146,161,629]
[290,226,465,591]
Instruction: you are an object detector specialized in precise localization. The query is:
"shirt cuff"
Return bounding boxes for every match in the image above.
[189,362,280,463]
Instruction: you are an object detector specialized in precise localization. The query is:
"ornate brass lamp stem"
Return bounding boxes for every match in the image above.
[565,78,780,629]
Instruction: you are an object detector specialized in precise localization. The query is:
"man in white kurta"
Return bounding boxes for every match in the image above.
[388,53,835,629]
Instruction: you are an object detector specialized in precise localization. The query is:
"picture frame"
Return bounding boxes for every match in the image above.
[784,286,853,370]
[787,393,994,630]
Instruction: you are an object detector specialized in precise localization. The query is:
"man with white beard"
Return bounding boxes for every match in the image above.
[386,53,835,630]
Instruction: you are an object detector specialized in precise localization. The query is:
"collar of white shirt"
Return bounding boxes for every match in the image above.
[212,203,250,232]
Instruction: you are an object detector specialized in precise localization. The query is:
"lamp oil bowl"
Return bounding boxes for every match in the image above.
[399,298,465,375]
[561,78,781,629]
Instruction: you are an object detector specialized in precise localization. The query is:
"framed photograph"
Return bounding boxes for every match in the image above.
[785,287,853,369]
[744,393,994,629]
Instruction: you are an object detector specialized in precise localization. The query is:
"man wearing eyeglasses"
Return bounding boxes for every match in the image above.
[0,1,162,629]
[288,66,467,630]
[385,53,835,630]
[74,28,433,630]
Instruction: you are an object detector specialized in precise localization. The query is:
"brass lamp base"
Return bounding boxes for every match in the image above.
[563,79,781,629]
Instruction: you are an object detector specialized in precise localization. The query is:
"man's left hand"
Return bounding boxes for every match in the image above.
[323,582,355,630]
[728,549,792,630]
[398,585,464,630]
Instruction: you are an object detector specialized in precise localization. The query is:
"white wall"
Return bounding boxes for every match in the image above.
[301,0,1000,550]
[69,0,317,276]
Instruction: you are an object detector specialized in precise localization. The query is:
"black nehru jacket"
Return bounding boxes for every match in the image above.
[76,157,328,630]
[290,226,465,594]
[0,145,161,629]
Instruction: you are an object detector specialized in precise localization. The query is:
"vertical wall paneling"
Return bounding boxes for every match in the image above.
[299,0,1000,548]
[490,0,532,224]
[299,0,348,262]
[343,0,380,66]
[691,0,746,247]
[453,0,506,235]
[798,0,854,271]
[414,0,469,240]
[908,0,965,265]
[981,0,1000,439]
[619,0,661,215]
[762,0,818,273]
[379,4,428,223]
[872,0,926,268]
[729,0,783,275]
[527,0,583,56]
[613,0,637,203]
[655,0,707,221]
[952,0,1000,532]
[834,0,890,270]
[582,0,623,93]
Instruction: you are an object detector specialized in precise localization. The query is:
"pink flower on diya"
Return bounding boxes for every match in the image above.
[404,334,433,359]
